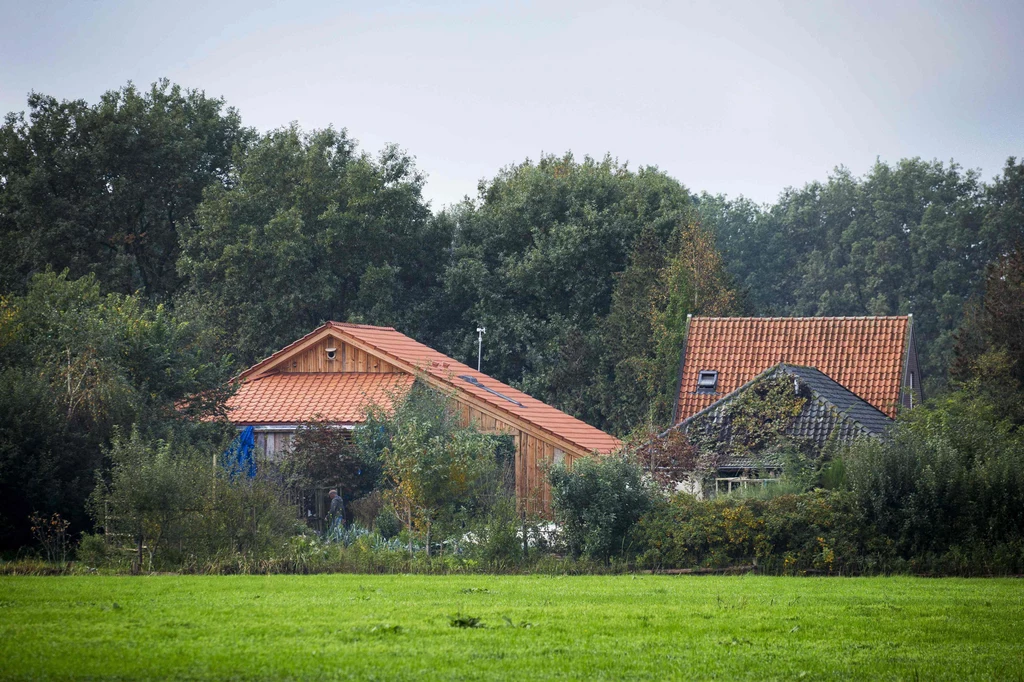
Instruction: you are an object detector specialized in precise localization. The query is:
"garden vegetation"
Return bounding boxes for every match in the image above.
[1,79,1022,579]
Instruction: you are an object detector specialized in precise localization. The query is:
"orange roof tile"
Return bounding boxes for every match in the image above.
[235,323,622,455]
[675,316,911,422]
[227,373,414,425]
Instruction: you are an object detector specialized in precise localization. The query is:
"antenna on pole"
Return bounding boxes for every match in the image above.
[476,327,486,372]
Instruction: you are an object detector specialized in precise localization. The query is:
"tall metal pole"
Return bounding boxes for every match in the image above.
[476,327,486,372]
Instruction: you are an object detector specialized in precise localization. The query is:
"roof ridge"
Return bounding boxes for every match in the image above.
[776,365,889,431]
[328,321,397,331]
[689,315,910,321]
[333,325,621,453]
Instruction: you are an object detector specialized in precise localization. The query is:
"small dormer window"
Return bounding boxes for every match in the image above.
[697,370,718,393]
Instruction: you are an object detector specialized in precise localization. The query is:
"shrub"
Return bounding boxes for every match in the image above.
[89,428,298,571]
[75,533,111,567]
[472,495,524,569]
[633,489,869,574]
[373,505,402,540]
[843,392,1024,561]
[88,428,206,572]
[357,383,501,555]
[280,417,381,500]
[549,455,655,561]
[190,474,299,562]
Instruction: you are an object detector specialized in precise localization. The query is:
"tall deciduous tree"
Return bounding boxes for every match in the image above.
[950,246,1024,424]
[699,158,1024,393]
[599,214,737,433]
[430,153,693,432]
[177,125,445,366]
[0,271,233,548]
[0,80,249,298]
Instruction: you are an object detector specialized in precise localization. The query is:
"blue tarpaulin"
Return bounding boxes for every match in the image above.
[223,426,257,479]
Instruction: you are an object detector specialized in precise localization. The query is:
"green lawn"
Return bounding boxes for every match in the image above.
[1,575,1022,680]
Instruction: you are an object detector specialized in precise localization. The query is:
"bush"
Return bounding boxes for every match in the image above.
[89,428,299,571]
[472,495,524,569]
[373,505,402,540]
[190,474,299,562]
[356,383,502,555]
[88,428,207,572]
[633,489,870,574]
[843,392,1024,562]
[549,455,655,561]
[75,533,111,567]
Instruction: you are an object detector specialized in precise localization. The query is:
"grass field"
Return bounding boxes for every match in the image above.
[1,575,1022,680]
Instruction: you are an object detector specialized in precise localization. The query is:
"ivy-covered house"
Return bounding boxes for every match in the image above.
[665,316,921,496]
[673,363,893,495]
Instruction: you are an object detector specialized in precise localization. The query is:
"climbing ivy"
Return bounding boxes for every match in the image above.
[686,373,809,457]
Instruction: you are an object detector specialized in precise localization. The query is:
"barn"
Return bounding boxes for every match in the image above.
[225,322,621,514]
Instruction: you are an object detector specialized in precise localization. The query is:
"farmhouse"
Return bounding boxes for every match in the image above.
[668,315,922,494]
[675,363,893,494]
[226,322,621,513]
[674,315,922,423]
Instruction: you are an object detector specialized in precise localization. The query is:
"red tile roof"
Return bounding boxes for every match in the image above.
[235,323,622,455]
[227,373,414,425]
[675,316,911,422]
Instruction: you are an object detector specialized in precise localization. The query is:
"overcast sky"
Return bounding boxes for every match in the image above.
[2,0,1021,209]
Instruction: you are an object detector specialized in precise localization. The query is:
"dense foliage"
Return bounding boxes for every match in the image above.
[86,428,297,573]
[699,158,1024,393]
[549,455,655,561]
[843,391,1024,567]
[355,384,510,555]
[0,271,232,548]
[0,80,249,298]
[633,490,869,574]
[2,79,1023,575]
[279,417,381,501]
[177,125,446,363]
[426,157,736,431]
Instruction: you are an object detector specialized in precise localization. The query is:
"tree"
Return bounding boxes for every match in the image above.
[88,429,205,572]
[177,125,445,366]
[430,153,693,433]
[0,80,249,298]
[950,246,1024,424]
[699,158,1024,392]
[0,271,233,549]
[356,384,499,555]
[280,416,381,501]
[548,455,654,561]
[597,214,737,433]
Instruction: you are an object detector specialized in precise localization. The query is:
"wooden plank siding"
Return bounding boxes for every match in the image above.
[453,396,561,516]
[246,329,597,516]
[272,336,400,374]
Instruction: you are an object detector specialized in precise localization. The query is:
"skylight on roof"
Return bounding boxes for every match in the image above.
[458,375,526,408]
[697,370,718,393]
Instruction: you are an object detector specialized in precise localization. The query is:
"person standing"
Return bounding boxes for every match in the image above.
[327,489,344,529]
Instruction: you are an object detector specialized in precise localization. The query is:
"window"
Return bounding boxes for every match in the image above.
[697,370,718,393]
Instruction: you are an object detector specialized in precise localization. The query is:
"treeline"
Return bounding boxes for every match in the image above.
[1,79,1022,549]
[698,160,1024,388]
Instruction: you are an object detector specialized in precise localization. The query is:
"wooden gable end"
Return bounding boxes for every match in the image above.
[259,333,401,376]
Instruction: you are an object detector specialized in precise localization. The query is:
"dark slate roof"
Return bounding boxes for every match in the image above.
[780,365,893,437]
[672,363,893,469]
